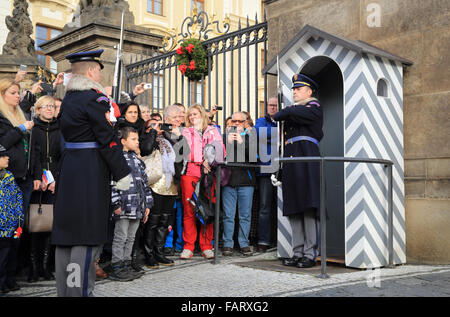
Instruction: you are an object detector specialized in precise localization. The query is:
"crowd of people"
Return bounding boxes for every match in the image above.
[0,51,280,294]
[1,49,324,297]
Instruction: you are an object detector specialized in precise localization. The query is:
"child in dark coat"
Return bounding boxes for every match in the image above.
[110,127,153,281]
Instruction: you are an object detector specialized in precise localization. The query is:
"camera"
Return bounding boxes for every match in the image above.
[215,106,223,110]
[19,64,27,72]
[160,123,173,132]
[143,83,152,90]
[229,126,237,133]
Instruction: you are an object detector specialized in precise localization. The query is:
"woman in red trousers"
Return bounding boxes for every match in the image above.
[180,104,224,259]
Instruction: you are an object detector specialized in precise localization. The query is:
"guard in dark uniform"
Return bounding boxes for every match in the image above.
[273,74,323,268]
[52,50,131,296]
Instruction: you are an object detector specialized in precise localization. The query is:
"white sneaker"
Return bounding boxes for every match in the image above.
[180,249,193,259]
[202,249,214,259]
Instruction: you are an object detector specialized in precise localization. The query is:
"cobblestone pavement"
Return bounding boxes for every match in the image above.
[4,250,450,298]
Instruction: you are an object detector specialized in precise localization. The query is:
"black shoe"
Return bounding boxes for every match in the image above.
[296,257,316,268]
[164,247,174,256]
[155,246,175,266]
[282,256,302,267]
[240,246,253,257]
[222,247,233,256]
[257,244,268,253]
[145,255,160,269]
[155,253,175,266]
[124,261,144,279]
[108,262,134,282]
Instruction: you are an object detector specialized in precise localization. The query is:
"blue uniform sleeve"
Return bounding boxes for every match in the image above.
[273,104,322,125]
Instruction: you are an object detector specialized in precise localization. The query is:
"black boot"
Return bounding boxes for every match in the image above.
[143,214,160,269]
[154,214,174,266]
[42,235,54,280]
[27,234,40,283]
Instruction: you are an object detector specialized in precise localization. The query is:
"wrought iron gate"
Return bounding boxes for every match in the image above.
[125,11,268,127]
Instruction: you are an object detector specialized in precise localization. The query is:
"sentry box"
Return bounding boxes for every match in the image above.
[263,25,413,269]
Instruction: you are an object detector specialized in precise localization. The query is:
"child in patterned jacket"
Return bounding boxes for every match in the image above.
[110,127,153,282]
[0,144,23,294]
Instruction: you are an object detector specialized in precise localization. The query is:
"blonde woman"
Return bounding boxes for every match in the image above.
[179,104,225,259]
[27,95,61,282]
[0,78,37,292]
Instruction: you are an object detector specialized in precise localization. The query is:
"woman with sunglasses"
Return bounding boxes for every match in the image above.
[28,95,61,282]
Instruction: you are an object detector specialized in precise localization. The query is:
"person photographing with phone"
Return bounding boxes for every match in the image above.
[221,112,257,257]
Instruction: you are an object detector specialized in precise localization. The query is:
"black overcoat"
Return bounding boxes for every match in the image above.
[51,82,130,246]
[273,99,323,217]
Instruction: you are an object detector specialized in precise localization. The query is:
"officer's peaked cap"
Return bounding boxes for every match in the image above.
[66,49,104,69]
[291,73,318,91]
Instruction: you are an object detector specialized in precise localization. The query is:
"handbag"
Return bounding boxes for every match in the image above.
[27,191,53,233]
[143,149,163,185]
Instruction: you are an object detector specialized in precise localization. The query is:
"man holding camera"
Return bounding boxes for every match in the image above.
[222,112,257,256]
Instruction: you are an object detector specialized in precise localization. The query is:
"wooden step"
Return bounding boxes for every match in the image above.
[316,255,345,265]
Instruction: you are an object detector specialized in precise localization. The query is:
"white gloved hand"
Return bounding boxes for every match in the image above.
[115,174,132,191]
[271,174,282,187]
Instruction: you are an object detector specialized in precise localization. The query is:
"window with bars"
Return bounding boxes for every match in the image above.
[147,0,163,15]
[35,25,61,73]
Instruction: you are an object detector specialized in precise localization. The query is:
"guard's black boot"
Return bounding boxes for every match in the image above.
[27,234,40,283]
[42,235,54,280]
[154,214,174,266]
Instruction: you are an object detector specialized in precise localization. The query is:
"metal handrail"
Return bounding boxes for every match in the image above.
[212,156,394,279]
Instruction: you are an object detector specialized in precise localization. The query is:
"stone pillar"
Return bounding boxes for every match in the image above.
[0,0,41,89]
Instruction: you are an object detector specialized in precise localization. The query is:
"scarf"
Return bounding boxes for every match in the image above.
[157,136,175,188]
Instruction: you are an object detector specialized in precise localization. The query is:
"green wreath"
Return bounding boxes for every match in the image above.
[175,38,210,81]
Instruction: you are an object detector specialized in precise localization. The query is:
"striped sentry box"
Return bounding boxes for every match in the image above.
[264,25,412,269]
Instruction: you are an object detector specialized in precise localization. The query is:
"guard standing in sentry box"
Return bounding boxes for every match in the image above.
[273,74,323,269]
[52,50,131,297]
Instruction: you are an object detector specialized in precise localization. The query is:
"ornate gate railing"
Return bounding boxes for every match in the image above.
[125,11,268,127]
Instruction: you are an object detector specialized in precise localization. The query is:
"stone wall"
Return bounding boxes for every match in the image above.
[264,0,450,264]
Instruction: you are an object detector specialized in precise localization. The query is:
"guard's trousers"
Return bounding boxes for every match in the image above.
[55,245,101,297]
[288,209,320,261]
